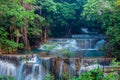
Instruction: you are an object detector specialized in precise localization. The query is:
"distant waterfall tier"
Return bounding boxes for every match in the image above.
[47,39,101,50]
[40,39,105,51]
[72,34,105,39]
[39,34,105,51]
[0,55,112,80]
[38,34,105,57]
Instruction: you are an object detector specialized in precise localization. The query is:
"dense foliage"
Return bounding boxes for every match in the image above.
[0,0,44,53]
[44,68,120,80]
[81,0,120,60]
[0,0,87,53]
[71,69,120,80]
[0,0,120,59]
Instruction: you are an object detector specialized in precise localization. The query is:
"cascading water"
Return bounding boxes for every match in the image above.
[0,60,16,77]
[39,34,105,51]
[81,28,89,33]
[0,34,107,80]
[17,62,25,80]
[0,55,112,80]
[79,58,84,75]
[69,58,76,76]
[37,64,43,80]
[59,60,64,80]
[94,39,106,49]
[39,34,105,57]
[0,55,52,80]
[42,57,51,75]
[31,64,37,80]
[0,61,16,77]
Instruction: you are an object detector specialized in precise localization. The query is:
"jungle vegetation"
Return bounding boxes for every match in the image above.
[0,0,120,60]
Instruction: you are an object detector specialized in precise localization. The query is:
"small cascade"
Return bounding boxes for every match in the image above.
[0,60,16,78]
[43,58,50,75]
[79,58,84,75]
[69,58,76,76]
[31,64,37,80]
[81,28,89,33]
[51,39,79,52]
[94,39,106,49]
[0,55,52,80]
[59,60,64,80]
[17,62,25,80]
[25,56,51,80]
[38,39,79,52]
[81,39,93,50]
[24,59,44,80]
[89,39,92,49]
[37,64,44,80]
[28,54,40,63]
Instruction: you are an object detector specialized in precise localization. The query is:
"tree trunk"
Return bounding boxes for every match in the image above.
[43,26,47,42]
[40,32,44,42]
[66,25,71,37]
[0,47,1,54]
[15,36,20,52]
[67,26,72,36]
[9,26,14,40]
[21,25,30,50]
[16,36,19,44]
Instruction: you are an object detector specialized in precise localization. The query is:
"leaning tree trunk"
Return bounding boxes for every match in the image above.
[67,26,72,36]
[66,24,72,37]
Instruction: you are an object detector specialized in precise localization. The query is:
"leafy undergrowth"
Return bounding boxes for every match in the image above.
[44,68,120,80]
[0,75,15,80]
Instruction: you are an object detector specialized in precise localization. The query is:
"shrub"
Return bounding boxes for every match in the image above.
[60,49,74,57]
[44,74,55,80]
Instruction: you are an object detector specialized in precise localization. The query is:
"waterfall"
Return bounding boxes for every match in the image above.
[43,58,50,75]
[39,36,105,52]
[0,60,16,77]
[39,39,80,52]
[69,58,75,76]
[81,28,89,33]
[94,39,106,49]
[31,64,37,80]
[17,62,25,80]
[59,60,64,80]
[0,55,52,80]
[25,56,51,80]
[79,59,84,75]
[0,55,112,80]
[38,35,105,57]
[24,58,45,80]
[0,34,106,80]
[37,64,43,80]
